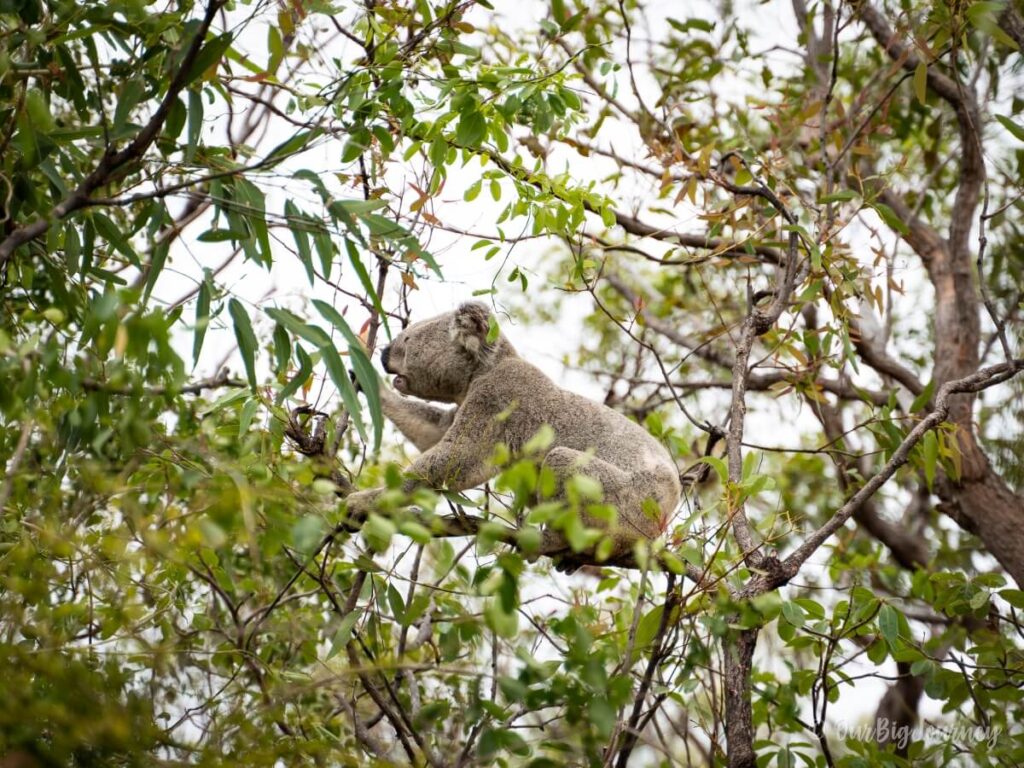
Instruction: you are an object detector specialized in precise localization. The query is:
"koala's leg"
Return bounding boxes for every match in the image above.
[537,448,663,567]
[379,387,456,452]
[401,434,496,493]
[345,433,494,527]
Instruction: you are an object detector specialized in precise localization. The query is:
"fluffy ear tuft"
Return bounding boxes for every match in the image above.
[450,302,492,360]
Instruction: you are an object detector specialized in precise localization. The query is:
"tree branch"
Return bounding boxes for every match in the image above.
[740,359,1024,596]
[0,0,228,270]
[80,369,246,397]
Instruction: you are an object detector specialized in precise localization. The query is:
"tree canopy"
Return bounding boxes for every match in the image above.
[1,0,1023,766]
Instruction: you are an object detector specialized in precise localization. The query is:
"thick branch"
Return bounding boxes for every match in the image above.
[723,627,759,768]
[858,4,984,393]
[874,661,925,756]
[726,232,803,567]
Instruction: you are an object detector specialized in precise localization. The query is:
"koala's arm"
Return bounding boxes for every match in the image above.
[379,387,456,452]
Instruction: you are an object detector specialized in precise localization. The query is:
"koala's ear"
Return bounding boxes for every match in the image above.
[450,302,492,359]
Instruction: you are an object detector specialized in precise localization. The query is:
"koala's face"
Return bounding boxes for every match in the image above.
[380,303,499,403]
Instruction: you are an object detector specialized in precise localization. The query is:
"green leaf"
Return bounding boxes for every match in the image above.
[277,344,313,404]
[484,595,518,637]
[197,228,248,242]
[313,228,335,278]
[113,78,145,132]
[869,202,910,235]
[781,601,805,628]
[291,514,325,553]
[523,424,555,455]
[999,589,1024,609]
[878,604,899,647]
[233,178,271,266]
[284,201,315,285]
[398,520,432,545]
[238,397,257,436]
[867,637,888,664]
[699,455,728,484]
[312,299,381,450]
[272,323,291,373]
[793,598,825,620]
[588,698,616,738]
[909,379,934,413]
[192,277,211,366]
[635,605,665,649]
[327,610,362,659]
[913,60,927,106]
[92,212,139,265]
[456,108,487,147]
[922,430,938,491]
[818,189,857,204]
[186,88,203,162]
[344,240,388,339]
[143,241,168,302]
[363,513,395,551]
[667,16,715,33]
[387,583,406,624]
[330,198,388,216]
[321,342,367,442]
[995,114,1024,142]
[184,32,234,87]
[361,213,409,239]
[228,299,259,389]
[265,307,333,347]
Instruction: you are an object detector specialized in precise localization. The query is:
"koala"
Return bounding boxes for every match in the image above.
[344,302,681,568]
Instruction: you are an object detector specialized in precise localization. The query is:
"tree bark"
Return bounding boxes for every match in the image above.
[723,627,759,768]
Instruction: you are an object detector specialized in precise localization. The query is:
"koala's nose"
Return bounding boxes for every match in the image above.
[380,345,391,372]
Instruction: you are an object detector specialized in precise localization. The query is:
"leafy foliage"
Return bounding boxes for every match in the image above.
[1,0,1023,766]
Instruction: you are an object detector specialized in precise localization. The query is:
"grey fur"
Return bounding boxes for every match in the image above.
[346,302,681,567]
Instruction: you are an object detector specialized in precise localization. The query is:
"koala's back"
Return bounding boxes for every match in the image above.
[469,358,677,479]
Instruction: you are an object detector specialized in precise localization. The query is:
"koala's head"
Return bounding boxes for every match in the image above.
[380,302,515,403]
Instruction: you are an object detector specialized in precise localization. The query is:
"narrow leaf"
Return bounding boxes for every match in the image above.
[193,277,211,366]
[228,299,259,389]
[265,307,332,347]
[284,200,315,285]
[995,114,1024,142]
[312,299,382,450]
[913,60,927,106]
[321,343,367,442]
[277,344,313,404]
[922,430,938,491]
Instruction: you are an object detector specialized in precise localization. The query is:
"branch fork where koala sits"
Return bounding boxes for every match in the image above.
[285,405,354,495]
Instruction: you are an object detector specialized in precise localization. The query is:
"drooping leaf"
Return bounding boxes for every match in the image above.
[228,298,259,389]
